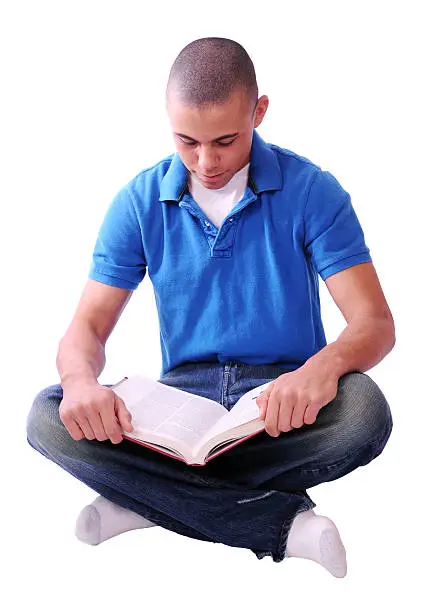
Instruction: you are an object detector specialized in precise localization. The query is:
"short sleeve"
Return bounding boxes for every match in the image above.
[88,186,147,290]
[304,169,372,280]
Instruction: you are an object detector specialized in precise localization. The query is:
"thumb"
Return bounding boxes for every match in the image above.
[114,396,134,432]
[257,383,274,420]
[257,395,268,420]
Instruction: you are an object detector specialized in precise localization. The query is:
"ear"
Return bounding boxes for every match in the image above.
[253,95,269,128]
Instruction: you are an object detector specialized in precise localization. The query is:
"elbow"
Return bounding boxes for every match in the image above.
[387,328,396,355]
[56,336,64,363]
[383,308,396,355]
[390,327,396,353]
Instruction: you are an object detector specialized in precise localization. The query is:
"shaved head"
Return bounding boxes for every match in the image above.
[166,37,258,108]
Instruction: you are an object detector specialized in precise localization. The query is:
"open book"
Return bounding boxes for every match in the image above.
[111,375,271,466]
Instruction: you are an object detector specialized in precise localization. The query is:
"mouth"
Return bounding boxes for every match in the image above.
[199,172,224,183]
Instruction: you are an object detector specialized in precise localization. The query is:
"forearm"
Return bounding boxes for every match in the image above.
[56,321,106,390]
[306,312,396,378]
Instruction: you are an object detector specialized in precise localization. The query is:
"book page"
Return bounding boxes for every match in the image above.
[153,397,227,448]
[203,381,271,440]
[113,376,227,450]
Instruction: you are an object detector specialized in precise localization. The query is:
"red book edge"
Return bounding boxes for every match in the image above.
[121,427,266,466]
[115,375,266,466]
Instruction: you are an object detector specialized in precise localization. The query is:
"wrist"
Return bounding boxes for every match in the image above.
[60,372,98,392]
[306,343,346,379]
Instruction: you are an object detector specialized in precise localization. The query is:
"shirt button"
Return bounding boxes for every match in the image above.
[229,218,233,222]
[204,221,210,226]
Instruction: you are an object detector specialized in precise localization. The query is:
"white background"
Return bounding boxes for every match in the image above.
[2,0,437,609]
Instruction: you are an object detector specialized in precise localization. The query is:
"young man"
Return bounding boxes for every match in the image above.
[26,37,395,578]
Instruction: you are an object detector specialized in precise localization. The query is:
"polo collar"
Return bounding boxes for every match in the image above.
[159,129,282,202]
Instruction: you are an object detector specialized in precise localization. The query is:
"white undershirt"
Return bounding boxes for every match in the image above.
[188,163,250,229]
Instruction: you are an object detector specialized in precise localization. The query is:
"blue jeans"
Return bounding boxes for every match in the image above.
[26,361,393,562]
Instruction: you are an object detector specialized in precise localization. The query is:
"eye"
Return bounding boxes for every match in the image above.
[217,140,235,147]
[180,138,197,146]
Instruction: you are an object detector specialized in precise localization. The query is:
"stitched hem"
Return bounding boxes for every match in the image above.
[251,498,317,562]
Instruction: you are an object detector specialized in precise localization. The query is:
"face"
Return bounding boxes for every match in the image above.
[166,88,269,190]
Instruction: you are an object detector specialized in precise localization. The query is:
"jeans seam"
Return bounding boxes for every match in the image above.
[236,490,276,504]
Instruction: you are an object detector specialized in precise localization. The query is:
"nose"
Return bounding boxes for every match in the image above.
[197,146,219,174]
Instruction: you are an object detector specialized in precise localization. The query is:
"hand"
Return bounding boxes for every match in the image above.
[256,359,339,437]
[59,381,134,444]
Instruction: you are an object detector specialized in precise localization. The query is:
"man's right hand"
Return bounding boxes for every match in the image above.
[59,382,134,444]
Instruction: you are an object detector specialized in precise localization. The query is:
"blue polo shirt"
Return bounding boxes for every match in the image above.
[89,130,372,377]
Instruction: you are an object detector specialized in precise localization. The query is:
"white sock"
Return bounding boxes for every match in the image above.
[75,495,156,545]
[285,508,347,578]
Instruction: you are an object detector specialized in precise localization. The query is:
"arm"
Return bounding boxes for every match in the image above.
[306,261,396,377]
[56,279,135,443]
[258,170,396,436]
[57,181,146,442]
[258,262,395,436]
[57,279,133,391]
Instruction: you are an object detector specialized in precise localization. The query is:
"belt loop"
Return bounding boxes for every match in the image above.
[221,362,233,408]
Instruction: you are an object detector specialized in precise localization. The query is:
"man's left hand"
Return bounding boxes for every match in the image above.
[256,359,340,437]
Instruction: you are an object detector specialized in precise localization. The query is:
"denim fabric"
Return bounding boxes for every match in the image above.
[26,361,393,562]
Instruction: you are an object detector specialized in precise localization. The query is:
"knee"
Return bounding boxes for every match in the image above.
[334,372,393,447]
[26,384,64,450]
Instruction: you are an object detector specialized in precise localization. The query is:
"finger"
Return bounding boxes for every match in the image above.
[257,383,275,420]
[277,397,294,432]
[100,404,124,444]
[303,403,318,425]
[75,415,96,440]
[257,393,268,420]
[114,395,134,432]
[87,410,108,441]
[264,390,281,437]
[291,399,309,429]
[64,417,85,441]
[60,401,85,440]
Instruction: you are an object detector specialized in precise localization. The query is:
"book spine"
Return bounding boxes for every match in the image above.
[120,435,204,466]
